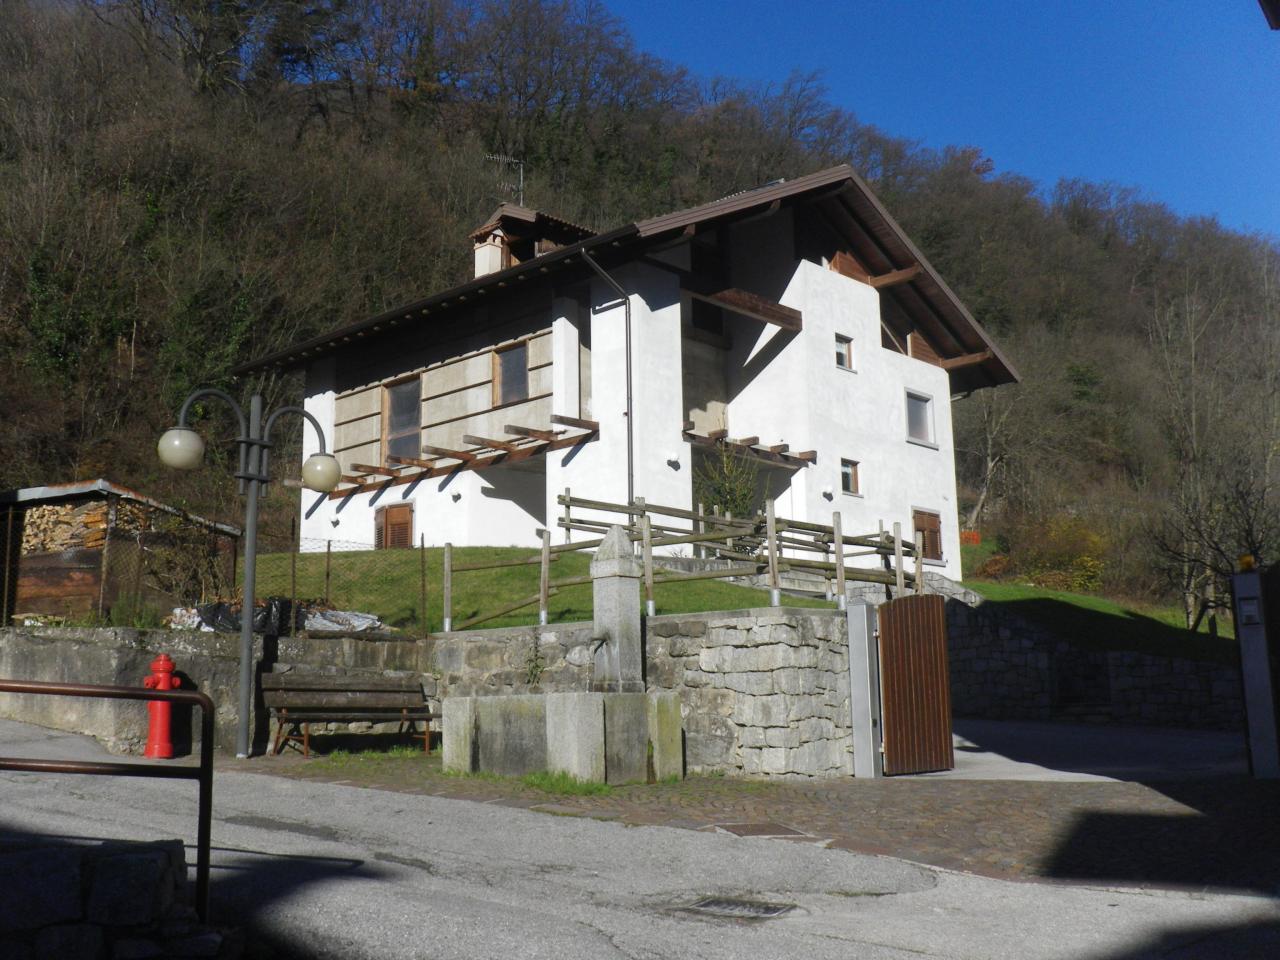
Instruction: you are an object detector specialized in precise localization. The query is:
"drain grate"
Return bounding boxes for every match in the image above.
[683,897,796,920]
[716,822,806,838]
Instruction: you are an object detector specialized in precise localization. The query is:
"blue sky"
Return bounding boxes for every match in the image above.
[605,1,1279,239]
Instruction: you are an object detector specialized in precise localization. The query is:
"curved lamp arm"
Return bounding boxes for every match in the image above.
[263,406,329,454]
[261,405,335,489]
[176,387,248,437]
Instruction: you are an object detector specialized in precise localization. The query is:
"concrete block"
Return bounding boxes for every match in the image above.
[476,695,547,777]
[0,847,82,931]
[86,848,169,925]
[33,925,105,960]
[545,693,605,782]
[441,697,477,773]
[647,691,683,781]
[603,692,648,784]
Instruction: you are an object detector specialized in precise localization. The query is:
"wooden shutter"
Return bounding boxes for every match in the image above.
[912,510,942,561]
[375,505,413,550]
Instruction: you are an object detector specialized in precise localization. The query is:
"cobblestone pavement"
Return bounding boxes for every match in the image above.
[238,748,1280,898]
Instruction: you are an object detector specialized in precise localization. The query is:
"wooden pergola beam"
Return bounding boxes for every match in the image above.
[423,444,478,462]
[505,424,560,441]
[330,431,599,500]
[868,264,922,289]
[462,434,522,452]
[388,454,442,470]
[350,463,402,477]
[549,413,600,432]
[683,430,814,469]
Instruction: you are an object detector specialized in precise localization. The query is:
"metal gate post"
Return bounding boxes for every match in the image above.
[846,599,883,778]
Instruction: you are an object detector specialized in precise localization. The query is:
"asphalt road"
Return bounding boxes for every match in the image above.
[2,721,1279,960]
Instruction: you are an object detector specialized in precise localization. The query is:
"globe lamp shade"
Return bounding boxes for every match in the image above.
[301,453,342,493]
[157,428,205,470]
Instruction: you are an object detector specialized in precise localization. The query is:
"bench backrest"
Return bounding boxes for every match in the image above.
[262,673,425,711]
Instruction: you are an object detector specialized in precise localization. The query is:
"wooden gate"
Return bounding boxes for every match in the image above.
[878,593,954,775]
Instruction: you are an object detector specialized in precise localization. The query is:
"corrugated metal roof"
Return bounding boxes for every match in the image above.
[0,479,241,537]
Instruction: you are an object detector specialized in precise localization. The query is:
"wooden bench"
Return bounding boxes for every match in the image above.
[262,673,439,758]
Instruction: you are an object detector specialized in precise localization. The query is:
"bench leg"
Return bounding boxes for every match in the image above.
[302,722,311,759]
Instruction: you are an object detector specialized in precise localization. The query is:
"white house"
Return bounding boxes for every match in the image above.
[233,165,1017,581]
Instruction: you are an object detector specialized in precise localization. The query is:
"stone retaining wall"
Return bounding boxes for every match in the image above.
[0,839,234,960]
[645,611,852,777]
[947,600,1243,729]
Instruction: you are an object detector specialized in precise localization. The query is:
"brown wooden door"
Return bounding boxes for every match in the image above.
[878,593,954,775]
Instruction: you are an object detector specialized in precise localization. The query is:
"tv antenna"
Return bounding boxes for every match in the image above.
[486,154,525,206]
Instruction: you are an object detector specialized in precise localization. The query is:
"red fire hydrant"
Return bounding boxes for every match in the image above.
[143,653,181,759]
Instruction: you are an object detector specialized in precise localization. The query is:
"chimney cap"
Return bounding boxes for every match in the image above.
[468,203,595,244]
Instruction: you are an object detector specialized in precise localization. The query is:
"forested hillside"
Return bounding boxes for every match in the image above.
[1,0,1275,615]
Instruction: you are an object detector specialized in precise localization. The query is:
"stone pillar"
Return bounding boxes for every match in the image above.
[591,525,644,693]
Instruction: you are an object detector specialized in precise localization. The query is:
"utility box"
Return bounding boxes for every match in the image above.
[1230,564,1280,779]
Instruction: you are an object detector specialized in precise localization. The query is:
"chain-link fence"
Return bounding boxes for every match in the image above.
[252,535,431,637]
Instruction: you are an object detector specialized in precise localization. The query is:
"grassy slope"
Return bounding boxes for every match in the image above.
[253,545,831,632]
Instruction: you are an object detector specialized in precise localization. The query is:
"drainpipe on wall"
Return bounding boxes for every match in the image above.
[579,251,635,506]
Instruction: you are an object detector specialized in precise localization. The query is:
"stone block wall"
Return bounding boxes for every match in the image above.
[0,839,234,959]
[645,610,852,777]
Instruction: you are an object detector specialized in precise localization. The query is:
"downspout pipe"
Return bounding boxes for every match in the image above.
[580,251,635,506]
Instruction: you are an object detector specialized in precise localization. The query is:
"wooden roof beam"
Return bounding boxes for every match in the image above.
[732,436,760,447]
[941,349,995,371]
[868,264,922,289]
[689,286,802,333]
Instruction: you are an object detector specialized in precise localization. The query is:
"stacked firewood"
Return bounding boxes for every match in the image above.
[20,502,110,555]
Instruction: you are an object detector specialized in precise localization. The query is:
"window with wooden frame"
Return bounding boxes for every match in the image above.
[383,376,421,466]
[840,458,860,495]
[906,390,934,445]
[493,342,529,406]
[912,509,942,562]
[835,334,854,370]
[375,503,414,550]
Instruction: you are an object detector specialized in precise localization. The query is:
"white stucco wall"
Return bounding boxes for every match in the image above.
[295,251,967,578]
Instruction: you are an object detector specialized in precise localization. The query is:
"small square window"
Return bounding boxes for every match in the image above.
[840,459,859,495]
[835,334,854,370]
[906,391,933,445]
[494,342,529,406]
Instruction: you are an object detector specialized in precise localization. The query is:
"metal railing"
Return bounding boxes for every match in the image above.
[0,679,214,921]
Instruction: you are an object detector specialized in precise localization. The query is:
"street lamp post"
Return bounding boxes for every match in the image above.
[158,388,340,758]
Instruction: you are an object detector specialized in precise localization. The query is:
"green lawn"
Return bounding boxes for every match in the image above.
[961,579,1238,665]
[253,545,832,633]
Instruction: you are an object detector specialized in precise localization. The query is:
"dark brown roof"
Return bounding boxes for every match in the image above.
[232,165,1018,390]
[1262,0,1280,29]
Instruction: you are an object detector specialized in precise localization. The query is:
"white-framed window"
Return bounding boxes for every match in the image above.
[835,334,854,370]
[906,390,935,446]
[840,458,860,495]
